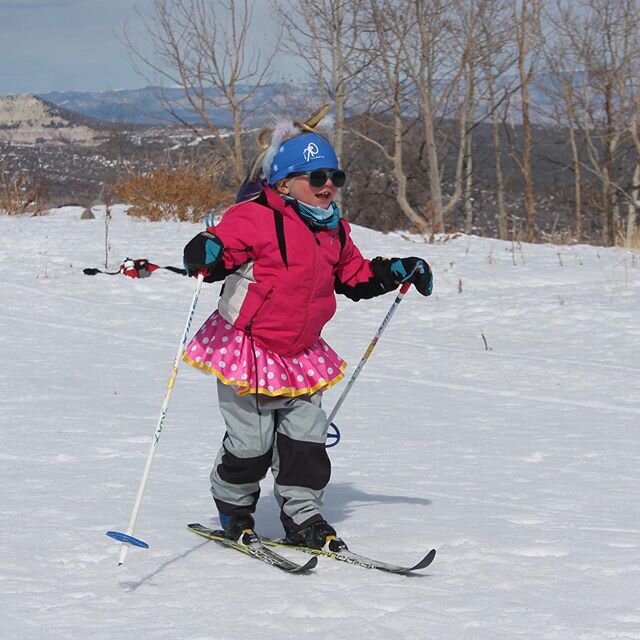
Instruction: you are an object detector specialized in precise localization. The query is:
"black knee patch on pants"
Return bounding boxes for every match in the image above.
[217,446,272,485]
[215,493,260,518]
[275,432,331,491]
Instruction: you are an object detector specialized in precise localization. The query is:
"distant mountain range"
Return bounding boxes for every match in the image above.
[19,73,564,129]
[35,84,316,127]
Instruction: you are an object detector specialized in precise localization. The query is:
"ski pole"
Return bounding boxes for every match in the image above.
[107,272,205,566]
[326,281,412,435]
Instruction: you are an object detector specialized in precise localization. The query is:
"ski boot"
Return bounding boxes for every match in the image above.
[219,513,259,545]
[285,520,348,552]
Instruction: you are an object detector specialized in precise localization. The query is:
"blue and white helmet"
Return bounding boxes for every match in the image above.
[258,112,339,185]
[267,132,339,185]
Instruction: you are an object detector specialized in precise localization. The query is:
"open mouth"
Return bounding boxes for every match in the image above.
[315,190,332,203]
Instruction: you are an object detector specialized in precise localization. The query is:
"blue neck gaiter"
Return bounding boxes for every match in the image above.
[285,197,341,230]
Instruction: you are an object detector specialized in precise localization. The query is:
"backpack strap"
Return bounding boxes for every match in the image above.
[273,209,288,268]
[337,218,346,253]
[251,190,288,268]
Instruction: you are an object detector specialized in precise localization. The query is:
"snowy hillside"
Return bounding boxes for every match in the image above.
[0,95,108,144]
[1,207,639,640]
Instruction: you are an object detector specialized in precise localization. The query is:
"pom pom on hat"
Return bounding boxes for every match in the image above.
[260,120,299,183]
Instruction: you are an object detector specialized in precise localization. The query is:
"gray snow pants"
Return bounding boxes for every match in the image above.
[210,380,331,533]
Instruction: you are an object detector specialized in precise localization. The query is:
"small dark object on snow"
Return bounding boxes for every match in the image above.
[83,257,186,278]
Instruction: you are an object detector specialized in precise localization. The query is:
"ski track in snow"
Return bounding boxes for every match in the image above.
[1,207,639,640]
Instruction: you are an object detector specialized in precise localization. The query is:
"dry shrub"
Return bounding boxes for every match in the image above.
[114,155,233,222]
[0,169,46,215]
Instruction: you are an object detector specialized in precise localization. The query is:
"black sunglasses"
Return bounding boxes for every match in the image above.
[290,169,347,188]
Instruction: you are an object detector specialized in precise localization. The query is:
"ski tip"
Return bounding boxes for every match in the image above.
[293,555,319,573]
[410,548,436,572]
[187,523,209,534]
[106,530,150,549]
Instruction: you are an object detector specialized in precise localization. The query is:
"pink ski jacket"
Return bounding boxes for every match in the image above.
[209,188,375,356]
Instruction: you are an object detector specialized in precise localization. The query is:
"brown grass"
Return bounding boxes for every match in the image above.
[0,169,46,215]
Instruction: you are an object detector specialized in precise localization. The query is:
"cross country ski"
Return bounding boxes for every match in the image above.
[187,523,317,574]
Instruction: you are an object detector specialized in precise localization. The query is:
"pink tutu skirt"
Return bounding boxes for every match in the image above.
[184,311,346,397]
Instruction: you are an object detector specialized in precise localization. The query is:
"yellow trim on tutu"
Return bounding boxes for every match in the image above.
[183,355,346,397]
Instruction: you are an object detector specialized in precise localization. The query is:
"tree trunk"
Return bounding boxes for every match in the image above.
[232,105,245,182]
[515,0,538,243]
[568,123,582,242]
[422,100,444,232]
[394,114,430,234]
[494,112,508,240]
[602,171,616,246]
[626,163,640,246]
[464,131,474,234]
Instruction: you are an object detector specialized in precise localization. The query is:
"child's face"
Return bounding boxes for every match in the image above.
[283,172,337,208]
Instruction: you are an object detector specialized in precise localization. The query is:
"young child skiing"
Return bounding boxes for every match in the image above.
[183,113,433,551]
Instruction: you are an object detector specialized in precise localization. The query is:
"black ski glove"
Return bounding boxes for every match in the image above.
[183,231,224,276]
[390,257,433,296]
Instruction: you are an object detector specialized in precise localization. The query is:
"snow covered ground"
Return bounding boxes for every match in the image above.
[1,206,639,640]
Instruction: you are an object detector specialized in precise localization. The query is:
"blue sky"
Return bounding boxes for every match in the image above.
[0,0,279,95]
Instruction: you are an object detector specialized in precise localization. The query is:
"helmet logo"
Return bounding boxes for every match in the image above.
[303,142,320,162]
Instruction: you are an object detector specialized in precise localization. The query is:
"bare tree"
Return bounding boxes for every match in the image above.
[399,0,508,234]
[125,0,278,181]
[399,0,470,233]
[437,0,480,234]
[549,0,640,246]
[271,0,367,167]
[477,0,519,240]
[353,0,429,233]
[451,0,516,235]
[348,0,515,236]
[406,0,451,233]
[463,129,474,233]
[510,0,543,243]
[627,115,640,245]
[541,9,585,241]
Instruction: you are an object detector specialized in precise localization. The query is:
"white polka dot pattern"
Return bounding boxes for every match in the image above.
[183,311,346,397]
